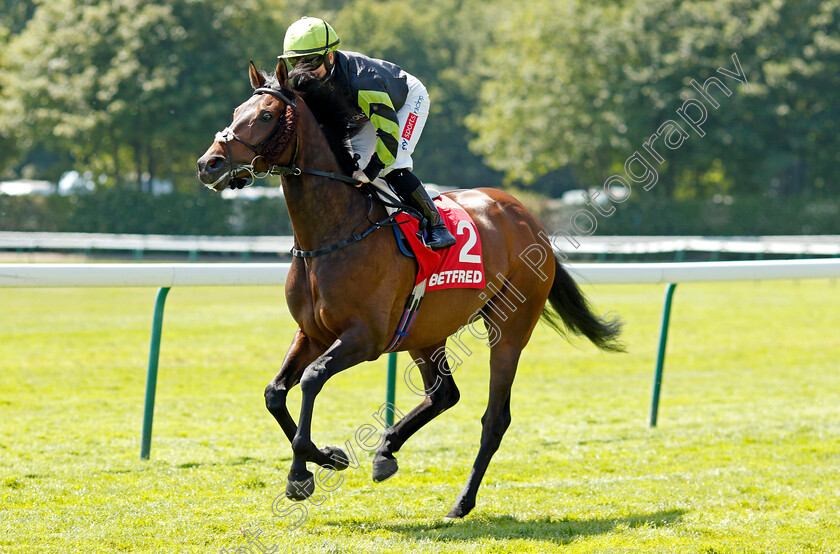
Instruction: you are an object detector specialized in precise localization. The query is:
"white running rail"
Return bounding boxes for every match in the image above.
[1,259,839,287]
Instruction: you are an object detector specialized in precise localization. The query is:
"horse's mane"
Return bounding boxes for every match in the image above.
[263,69,358,175]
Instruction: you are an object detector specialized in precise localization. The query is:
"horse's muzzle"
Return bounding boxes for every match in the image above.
[196,153,230,191]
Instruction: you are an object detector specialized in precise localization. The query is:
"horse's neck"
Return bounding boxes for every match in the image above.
[281,106,366,251]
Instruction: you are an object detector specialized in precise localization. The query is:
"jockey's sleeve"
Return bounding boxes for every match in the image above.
[358,86,400,180]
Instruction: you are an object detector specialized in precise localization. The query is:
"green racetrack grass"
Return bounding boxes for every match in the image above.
[1,278,839,553]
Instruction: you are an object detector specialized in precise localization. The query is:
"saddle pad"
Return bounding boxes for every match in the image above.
[394,194,485,291]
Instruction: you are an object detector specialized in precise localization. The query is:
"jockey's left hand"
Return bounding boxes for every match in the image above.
[352,169,370,187]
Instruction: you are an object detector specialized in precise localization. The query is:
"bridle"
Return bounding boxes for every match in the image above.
[206,86,358,189]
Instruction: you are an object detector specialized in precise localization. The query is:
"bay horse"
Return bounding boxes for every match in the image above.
[196,60,623,518]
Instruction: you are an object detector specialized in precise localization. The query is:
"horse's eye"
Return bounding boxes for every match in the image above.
[260,112,272,122]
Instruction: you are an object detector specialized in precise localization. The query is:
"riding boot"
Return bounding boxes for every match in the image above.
[408,187,457,250]
[385,169,456,251]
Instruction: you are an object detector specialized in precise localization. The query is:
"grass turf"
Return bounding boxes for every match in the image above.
[1,279,839,553]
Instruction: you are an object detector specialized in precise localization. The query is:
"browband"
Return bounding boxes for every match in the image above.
[254,87,296,107]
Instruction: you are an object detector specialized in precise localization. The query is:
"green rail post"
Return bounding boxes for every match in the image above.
[140,287,170,459]
[385,353,397,427]
[649,283,677,428]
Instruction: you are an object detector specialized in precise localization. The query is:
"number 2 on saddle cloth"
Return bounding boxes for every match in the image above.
[384,195,485,352]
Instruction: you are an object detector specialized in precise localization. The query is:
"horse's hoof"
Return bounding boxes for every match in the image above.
[445,498,474,519]
[285,470,315,501]
[372,454,398,482]
[444,507,467,519]
[321,445,349,471]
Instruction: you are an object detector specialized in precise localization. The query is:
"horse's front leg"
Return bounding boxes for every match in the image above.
[264,329,324,444]
[286,329,377,500]
[265,330,348,471]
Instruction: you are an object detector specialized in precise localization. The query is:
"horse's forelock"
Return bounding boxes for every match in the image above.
[262,70,282,90]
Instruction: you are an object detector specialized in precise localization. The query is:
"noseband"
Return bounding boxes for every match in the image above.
[207,87,359,189]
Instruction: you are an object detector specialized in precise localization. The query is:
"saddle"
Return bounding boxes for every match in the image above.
[365,179,485,352]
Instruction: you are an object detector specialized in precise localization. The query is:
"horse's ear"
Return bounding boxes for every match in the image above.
[275,58,289,88]
[249,60,266,90]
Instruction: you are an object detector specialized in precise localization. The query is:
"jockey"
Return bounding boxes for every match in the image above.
[279,16,456,251]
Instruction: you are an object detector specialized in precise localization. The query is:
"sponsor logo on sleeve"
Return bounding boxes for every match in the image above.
[402,113,418,141]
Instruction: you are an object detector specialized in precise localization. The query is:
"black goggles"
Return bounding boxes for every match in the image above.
[286,54,326,70]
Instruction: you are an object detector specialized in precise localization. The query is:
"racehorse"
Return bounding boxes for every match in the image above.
[196,60,623,518]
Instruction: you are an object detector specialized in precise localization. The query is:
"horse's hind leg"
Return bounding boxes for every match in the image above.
[446,341,520,518]
[372,341,460,482]
[448,277,547,518]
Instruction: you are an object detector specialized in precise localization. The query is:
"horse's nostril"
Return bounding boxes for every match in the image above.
[208,157,222,169]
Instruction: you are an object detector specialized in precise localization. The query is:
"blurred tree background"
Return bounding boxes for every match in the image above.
[0,0,837,234]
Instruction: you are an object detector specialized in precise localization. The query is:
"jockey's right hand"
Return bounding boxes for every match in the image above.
[352,169,370,187]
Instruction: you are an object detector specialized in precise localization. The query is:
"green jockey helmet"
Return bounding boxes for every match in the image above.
[280,17,340,59]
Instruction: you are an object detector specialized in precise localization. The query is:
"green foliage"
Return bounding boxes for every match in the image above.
[0,194,74,231]
[617,0,840,198]
[237,197,294,236]
[0,0,284,188]
[335,0,504,188]
[3,190,837,236]
[0,0,838,202]
[582,194,840,235]
[468,0,840,197]
[0,0,35,36]
[0,189,232,234]
[66,188,232,234]
[468,0,628,185]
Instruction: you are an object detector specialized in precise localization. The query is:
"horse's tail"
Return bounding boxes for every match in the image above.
[541,253,625,352]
